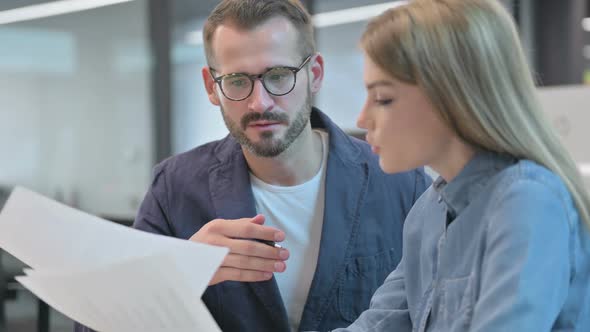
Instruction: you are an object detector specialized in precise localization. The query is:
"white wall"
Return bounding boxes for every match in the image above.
[0,0,153,219]
[316,21,367,130]
[171,43,228,154]
[538,85,590,189]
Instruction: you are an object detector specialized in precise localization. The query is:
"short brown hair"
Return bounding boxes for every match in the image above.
[203,0,315,66]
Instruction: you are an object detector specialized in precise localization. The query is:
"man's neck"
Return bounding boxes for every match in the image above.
[243,125,323,186]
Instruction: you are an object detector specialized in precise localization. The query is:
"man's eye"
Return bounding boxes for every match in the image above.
[266,68,291,80]
[268,73,287,81]
[228,78,247,87]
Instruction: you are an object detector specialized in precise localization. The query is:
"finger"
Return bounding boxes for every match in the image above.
[210,267,273,285]
[229,239,290,260]
[222,253,287,273]
[249,214,265,225]
[214,219,284,243]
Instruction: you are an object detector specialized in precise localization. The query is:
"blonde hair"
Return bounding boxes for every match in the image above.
[361,0,590,230]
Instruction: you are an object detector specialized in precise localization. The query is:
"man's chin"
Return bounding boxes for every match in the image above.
[244,138,287,157]
[246,129,282,142]
[251,141,280,152]
[245,126,282,138]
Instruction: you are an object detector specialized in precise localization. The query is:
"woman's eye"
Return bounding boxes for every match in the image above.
[375,99,393,106]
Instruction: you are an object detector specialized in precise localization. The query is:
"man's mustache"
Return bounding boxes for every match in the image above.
[241,111,289,130]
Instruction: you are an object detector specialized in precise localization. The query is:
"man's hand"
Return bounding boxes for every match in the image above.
[189,214,289,285]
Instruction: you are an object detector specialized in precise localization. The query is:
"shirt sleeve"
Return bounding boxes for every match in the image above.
[132,165,174,236]
[331,257,413,332]
[470,178,571,331]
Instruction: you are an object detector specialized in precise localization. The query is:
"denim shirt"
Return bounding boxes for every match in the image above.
[332,151,590,332]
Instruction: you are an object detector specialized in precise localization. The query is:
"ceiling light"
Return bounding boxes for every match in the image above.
[312,1,407,28]
[583,17,590,32]
[0,0,135,25]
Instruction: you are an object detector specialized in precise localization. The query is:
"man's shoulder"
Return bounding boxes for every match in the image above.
[325,130,429,200]
[154,136,238,180]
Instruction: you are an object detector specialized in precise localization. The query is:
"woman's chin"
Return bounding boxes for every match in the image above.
[379,158,412,174]
[379,159,397,174]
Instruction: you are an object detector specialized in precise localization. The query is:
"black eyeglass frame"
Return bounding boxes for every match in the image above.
[209,54,313,101]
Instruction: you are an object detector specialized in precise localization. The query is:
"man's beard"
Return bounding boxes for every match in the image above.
[220,91,312,157]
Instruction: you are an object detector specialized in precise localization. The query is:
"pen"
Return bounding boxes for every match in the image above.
[254,239,283,249]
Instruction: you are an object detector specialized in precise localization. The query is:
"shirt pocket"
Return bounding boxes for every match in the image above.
[337,247,399,323]
[440,274,475,331]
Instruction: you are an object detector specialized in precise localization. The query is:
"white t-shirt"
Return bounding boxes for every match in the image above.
[249,130,329,331]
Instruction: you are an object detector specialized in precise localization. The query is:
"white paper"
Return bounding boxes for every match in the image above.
[0,186,228,331]
[17,253,220,332]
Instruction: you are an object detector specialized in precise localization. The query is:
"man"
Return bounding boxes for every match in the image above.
[75,1,428,331]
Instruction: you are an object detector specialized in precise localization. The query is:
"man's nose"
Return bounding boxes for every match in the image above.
[248,80,274,113]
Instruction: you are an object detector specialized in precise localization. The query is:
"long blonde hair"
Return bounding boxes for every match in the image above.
[361,0,590,230]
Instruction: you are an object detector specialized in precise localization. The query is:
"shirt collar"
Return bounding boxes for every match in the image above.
[433,150,516,219]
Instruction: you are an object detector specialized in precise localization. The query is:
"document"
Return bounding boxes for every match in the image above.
[0,187,228,332]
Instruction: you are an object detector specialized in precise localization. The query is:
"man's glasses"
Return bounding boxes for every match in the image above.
[209,55,313,101]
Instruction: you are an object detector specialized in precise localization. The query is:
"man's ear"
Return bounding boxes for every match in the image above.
[309,53,324,94]
[202,66,221,106]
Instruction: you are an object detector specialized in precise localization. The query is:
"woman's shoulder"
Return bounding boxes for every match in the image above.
[484,159,578,230]
[492,159,572,203]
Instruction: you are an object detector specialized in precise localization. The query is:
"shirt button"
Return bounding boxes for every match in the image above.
[437,195,443,203]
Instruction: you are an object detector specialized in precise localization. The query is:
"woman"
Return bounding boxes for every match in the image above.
[335,0,590,331]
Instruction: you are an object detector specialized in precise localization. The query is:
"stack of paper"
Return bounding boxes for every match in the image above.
[0,187,228,332]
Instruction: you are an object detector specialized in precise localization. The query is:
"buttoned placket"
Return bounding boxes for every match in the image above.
[416,194,448,332]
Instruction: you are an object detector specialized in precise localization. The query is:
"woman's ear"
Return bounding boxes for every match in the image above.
[202,66,221,105]
[309,53,325,94]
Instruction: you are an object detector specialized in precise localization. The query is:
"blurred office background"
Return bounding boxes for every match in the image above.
[0,0,589,331]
